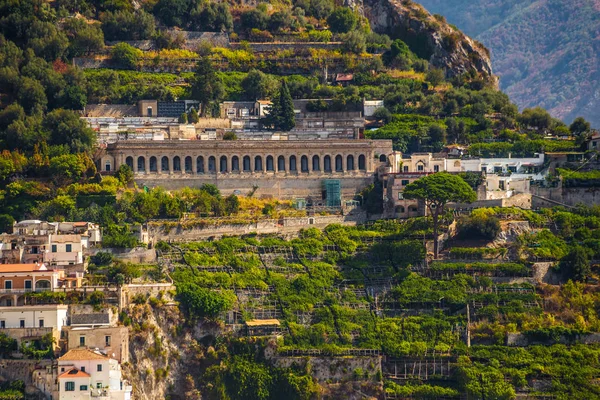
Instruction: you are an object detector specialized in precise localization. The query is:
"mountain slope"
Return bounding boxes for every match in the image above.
[417,0,600,127]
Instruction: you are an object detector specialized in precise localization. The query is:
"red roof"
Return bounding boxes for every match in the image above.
[58,368,91,379]
[335,73,354,82]
[0,263,48,273]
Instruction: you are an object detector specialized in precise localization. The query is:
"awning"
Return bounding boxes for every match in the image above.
[245,319,281,327]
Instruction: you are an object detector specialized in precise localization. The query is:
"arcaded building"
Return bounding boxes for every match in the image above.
[101,139,393,199]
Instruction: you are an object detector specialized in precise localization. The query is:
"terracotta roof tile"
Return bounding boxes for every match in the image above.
[59,349,108,361]
[58,368,91,379]
[0,263,47,273]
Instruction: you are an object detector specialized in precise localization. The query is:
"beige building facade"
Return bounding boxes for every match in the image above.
[102,139,393,199]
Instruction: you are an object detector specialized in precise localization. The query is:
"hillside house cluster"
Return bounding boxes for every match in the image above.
[383,151,549,218]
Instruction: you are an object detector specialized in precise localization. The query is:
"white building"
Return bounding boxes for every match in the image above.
[363,100,384,117]
[57,349,132,400]
[0,304,68,330]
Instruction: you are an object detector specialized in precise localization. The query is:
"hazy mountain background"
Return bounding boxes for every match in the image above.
[417,0,600,127]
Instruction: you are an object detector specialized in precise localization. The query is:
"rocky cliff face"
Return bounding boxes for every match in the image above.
[362,0,498,86]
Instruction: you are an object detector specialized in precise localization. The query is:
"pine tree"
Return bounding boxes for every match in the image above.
[267,79,295,131]
[278,79,295,131]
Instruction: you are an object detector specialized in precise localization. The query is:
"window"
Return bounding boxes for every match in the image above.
[65,382,75,391]
[25,280,32,290]
[96,383,102,389]
[403,165,409,172]
[417,164,424,172]
[39,319,44,328]
[19,320,25,328]
[105,336,111,346]
[4,281,11,290]
[66,244,72,253]
[80,336,85,346]
[434,165,439,172]
[80,385,88,391]
[398,192,404,200]
[401,180,409,186]
[97,364,102,372]
[81,367,85,372]
[0,321,5,328]
[51,245,57,253]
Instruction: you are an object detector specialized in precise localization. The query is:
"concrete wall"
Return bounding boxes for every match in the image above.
[507,332,600,346]
[136,174,375,200]
[532,186,600,207]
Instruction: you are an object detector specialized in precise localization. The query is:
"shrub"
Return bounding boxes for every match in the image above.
[111,43,142,70]
[457,212,501,241]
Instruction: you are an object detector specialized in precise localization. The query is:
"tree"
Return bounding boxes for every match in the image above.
[426,68,445,87]
[403,172,477,258]
[327,7,358,33]
[518,107,553,132]
[241,69,277,100]
[372,107,392,123]
[559,246,591,282]
[43,109,96,152]
[224,194,240,215]
[223,131,237,140]
[191,57,224,116]
[115,164,133,185]
[152,0,190,27]
[111,43,142,70]
[177,283,234,320]
[370,240,425,272]
[267,80,295,131]
[188,108,199,123]
[340,31,366,54]
[569,117,591,136]
[62,18,104,57]
[0,214,15,234]
[101,10,156,41]
[241,9,268,31]
[179,113,188,123]
[49,155,86,183]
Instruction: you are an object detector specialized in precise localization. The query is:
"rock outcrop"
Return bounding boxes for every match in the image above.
[363,0,498,86]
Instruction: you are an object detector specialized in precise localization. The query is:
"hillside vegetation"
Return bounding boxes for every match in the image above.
[418,0,600,127]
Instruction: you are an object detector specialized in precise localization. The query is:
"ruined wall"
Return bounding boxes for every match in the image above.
[532,186,600,208]
[148,214,365,242]
[272,356,382,382]
[87,247,156,263]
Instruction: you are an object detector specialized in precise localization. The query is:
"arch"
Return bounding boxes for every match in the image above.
[104,160,111,172]
[379,154,387,162]
[335,155,343,172]
[254,156,263,171]
[219,156,228,172]
[301,155,309,172]
[184,156,192,173]
[149,156,157,172]
[358,154,366,170]
[173,156,181,172]
[35,280,51,291]
[396,206,406,213]
[312,155,320,171]
[266,155,274,171]
[277,156,285,172]
[454,160,460,167]
[161,156,169,172]
[208,156,216,172]
[196,156,205,173]
[232,156,240,171]
[137,156,146,172]
[289,155,297,171]
[324,155,332,172]
[125,156,134,169]
[243,156,251,172]
[408,205,418,212]
[347,155,355,170]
